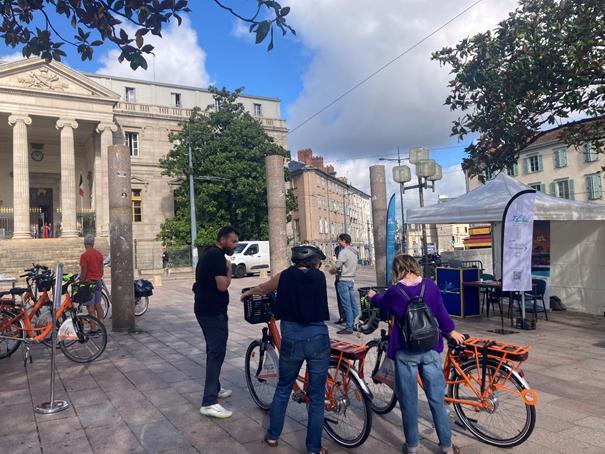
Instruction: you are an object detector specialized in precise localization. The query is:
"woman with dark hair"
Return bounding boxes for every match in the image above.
[242,244,330,454]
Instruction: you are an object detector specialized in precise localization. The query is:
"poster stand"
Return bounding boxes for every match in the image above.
[34,262,69,415]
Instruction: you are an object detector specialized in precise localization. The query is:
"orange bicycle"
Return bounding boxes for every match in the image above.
[243,292,373,448]
[0,270,107,363]
[363,314,537,447]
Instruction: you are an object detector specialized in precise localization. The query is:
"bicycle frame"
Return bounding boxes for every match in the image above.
[0,289,75,343]
[263,316,370,406]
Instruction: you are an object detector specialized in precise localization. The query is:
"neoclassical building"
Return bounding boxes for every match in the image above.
[0,58,287,267]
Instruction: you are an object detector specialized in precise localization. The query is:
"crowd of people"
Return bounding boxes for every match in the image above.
[192,226,463,454]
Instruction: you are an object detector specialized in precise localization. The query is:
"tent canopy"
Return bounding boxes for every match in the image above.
[406,173,605,224]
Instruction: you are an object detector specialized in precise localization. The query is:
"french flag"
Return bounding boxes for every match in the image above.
[79,174,84,198]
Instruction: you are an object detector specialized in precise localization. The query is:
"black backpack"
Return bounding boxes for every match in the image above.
[395,280,440,353]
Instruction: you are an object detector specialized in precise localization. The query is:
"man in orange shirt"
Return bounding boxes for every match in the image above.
[80,234,104,333]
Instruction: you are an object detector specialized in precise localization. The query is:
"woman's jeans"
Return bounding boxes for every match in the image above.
[395,349,452,452]
[267,331,330,453]
[336,280,359,330]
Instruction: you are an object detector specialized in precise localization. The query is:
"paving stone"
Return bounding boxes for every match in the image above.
[0,429,42,454]
[41,434,93,454]
[76,401,123,429]
[85,422,145,453]
[37,415,85,445]
[130,420,193,453]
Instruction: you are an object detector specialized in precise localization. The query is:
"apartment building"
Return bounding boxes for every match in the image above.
[288,149,373,262]
[467,120,603,201]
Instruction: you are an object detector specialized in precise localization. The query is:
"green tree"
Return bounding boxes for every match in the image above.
[432,0,605,179]
[1,0,294,69]
[158,86,290,247]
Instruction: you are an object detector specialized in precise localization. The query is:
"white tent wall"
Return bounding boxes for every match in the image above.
[550,221,605,314]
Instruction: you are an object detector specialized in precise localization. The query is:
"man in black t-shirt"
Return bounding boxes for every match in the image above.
[195,226,239,419]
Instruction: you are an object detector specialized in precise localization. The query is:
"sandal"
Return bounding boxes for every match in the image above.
[263,435,278,447]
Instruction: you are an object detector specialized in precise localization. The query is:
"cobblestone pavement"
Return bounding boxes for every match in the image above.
[2,267,605,453]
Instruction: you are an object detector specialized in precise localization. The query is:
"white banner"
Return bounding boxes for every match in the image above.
[502,190,536,292]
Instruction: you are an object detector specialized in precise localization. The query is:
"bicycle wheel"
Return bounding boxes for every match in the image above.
[245,340,278,410]
[0,309,24,359]
[451,359,536,448]
[323,360,373,448]
[100,290,110,319]
[364,339,397,414]
[134,296,149,316]
[60,315,107,363]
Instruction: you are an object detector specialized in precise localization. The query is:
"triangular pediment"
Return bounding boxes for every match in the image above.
[0,57,119,100]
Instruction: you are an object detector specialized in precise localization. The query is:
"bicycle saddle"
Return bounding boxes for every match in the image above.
[10,287,28,296]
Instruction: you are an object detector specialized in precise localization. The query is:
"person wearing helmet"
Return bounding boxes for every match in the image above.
[242,244,330,454]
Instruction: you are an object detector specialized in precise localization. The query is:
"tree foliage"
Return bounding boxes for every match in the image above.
[432,0,605,178]
[1,0,295,69]
[158,87,290,247]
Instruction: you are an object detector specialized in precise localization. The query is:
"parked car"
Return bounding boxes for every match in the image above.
[228,241,271,278]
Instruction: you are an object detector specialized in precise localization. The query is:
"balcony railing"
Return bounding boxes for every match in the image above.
[114,102,287,130]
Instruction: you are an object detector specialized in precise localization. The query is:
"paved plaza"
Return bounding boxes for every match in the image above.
[1,268,605,453]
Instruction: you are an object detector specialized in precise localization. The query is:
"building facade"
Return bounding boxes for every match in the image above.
[0,58,287,257]
[289,150,373,262]
[466,122,603,201]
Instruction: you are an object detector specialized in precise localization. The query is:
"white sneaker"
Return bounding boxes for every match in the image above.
[218,388,232,399]
[200,403,232,419]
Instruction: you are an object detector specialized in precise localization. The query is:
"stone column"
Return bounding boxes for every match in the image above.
[370,165,388,286]
[8,114,32,239]
[95,122,117,236]
[56,118,79,238]
[265,155,289,274]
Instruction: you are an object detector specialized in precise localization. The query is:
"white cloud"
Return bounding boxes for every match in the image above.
[96,16,211,87]
[0,51,27,63]
[285,0,519,160]
[328,158,466,211]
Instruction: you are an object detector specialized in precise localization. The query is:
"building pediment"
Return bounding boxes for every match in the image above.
[0,58,119,101]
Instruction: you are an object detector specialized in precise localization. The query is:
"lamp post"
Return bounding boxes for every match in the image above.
[187,140,197,269]
[390,147,443,275]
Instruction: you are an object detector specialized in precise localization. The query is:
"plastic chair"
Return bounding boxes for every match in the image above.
[513,279,548,320]
[479,273,498,316]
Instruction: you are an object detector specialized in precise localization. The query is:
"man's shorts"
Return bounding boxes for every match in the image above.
[81,281,102,306]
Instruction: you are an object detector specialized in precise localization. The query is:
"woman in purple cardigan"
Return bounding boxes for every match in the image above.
[368,255,465,454]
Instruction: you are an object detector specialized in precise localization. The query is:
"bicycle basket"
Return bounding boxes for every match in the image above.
[37,276,55,292]
[243,289,276,324]
[72,282,97,304]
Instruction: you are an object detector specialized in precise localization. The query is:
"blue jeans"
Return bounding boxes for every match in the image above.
[267,331,330,453]
[394,349,452,452]
[336,280,358,330]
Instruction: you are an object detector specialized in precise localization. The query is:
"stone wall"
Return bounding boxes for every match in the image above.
[0,237,109,281]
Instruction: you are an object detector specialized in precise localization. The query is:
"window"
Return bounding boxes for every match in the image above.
[125,132,139,156]
[245,244,259,255]
[551,179,574,200]
[253,103,263,117]
[506,163,519,177]
[553,147,567,168]
[524,155,543,174]
[528,182,545,192]
[586,173,603,200]
[172,92,182,107]
[583,143,598,162]
[132,189,142,223]
[125,87,136,103]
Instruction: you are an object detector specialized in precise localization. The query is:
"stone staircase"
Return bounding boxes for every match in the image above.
[0,238,110,283]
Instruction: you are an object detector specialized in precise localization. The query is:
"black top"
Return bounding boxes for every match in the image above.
[194,246,229,316]
[275,267,329,325]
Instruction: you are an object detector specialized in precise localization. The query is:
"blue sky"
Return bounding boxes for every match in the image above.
[0,0,520,204]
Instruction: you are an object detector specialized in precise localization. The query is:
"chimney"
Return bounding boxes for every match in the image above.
[311,156,324,169]
[297,148,313,164]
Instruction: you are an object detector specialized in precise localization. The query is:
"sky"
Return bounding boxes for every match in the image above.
[0,0,520,209]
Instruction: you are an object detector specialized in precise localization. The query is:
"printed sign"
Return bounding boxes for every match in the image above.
[502,190,536,292]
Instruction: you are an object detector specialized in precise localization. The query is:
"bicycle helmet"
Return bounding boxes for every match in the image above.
[357,308,380,334]
[291,244,326,264]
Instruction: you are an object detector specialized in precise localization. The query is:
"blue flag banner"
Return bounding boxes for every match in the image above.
[386,194,397,285]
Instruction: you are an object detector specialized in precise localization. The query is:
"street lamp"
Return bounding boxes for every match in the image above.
[389,147,443,275]
[380,147,410,253]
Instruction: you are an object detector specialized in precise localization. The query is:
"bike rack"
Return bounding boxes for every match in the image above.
[34,262,69,415]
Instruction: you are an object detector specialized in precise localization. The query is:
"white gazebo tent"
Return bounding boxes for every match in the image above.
[406,173,605,314]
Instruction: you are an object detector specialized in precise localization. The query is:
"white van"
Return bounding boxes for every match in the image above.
[228,241,271,278]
